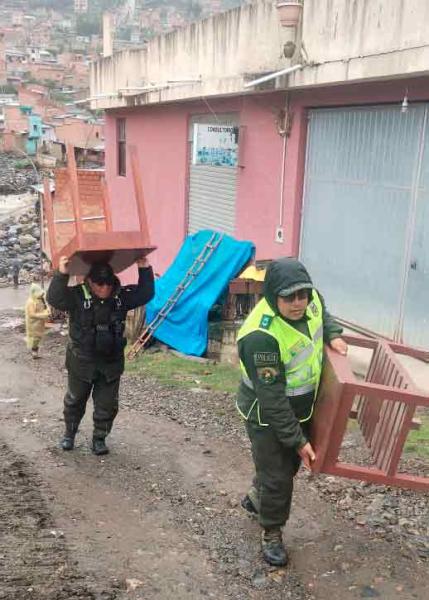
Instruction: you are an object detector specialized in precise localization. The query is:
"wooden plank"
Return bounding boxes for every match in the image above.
[66,144,82,244]
[129,145,151,246]
[350,383,429,406]
[58,231,156,275]
[101,175,113,232]
[43,177,57,265]
[350,409,421,430]
[324,463,429,492]
[386,404,416,476]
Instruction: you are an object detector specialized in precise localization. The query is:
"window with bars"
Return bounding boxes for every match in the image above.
[117,118,126,176]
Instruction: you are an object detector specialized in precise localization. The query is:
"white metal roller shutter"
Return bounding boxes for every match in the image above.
[300,105,425,340]
[187,114,238,236]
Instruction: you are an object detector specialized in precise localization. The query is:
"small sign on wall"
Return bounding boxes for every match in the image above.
[192,124,239,167]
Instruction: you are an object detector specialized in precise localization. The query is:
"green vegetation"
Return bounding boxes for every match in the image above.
[0,84,18,95]
[126,350,240,394]
[14,159,31,169]
[76,15,101,37]
[405,415,429,457]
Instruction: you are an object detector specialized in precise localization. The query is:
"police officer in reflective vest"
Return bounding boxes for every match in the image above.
[236,257,347,566]
[47,255,154,455]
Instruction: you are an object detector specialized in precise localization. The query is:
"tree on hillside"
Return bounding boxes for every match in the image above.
[76,15,101,36]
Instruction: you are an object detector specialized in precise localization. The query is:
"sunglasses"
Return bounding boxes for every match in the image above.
[280,289,309,303]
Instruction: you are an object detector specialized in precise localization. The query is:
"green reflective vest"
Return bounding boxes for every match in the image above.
[237,291,324,423]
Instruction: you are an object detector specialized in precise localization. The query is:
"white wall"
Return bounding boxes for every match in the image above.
[292,0,429,87]
[90,0,429,109]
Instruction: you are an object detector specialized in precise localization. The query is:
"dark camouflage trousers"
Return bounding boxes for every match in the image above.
[63,370,120,440]
[246,420,310,529]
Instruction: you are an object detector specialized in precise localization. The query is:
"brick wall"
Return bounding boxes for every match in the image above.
[55,120,103,149]
[50,168,107,254]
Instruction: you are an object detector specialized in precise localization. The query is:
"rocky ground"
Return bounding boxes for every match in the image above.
[0,201,41,281]
[0,153,44,283]
[0,300,427,599]
[0,153,39,196]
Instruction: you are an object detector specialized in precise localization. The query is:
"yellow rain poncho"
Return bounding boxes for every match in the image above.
[25,284,50,350]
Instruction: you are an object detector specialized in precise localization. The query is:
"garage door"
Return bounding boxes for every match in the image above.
[300,105,429,346]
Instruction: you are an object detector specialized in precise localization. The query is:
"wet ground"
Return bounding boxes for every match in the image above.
[0,290,427,599]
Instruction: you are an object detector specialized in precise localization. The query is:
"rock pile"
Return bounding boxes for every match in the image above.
[0,153,39,195]
[0,204,41,282]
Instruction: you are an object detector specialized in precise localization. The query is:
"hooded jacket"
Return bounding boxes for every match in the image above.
[236,258,342,449]
[25,284,50,347]
[46,266,154,382]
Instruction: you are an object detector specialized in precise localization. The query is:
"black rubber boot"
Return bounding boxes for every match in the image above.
[241,494,258,515]
[60,435,75,451]
[261,528,288,567]
[92,438,109,456]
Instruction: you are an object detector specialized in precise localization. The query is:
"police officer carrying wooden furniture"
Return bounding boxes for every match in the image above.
[47,255,154,455]
[236,257,347,566]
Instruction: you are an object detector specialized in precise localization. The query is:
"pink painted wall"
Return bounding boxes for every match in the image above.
[105,103,189,276]
[105,93,291,275]
[235,95,289,260]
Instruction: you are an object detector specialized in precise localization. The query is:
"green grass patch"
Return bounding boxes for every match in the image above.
[126,350,240,394]
[404,415,429,457]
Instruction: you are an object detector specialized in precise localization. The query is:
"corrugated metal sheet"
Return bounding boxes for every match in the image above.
[188,164,237,235]
[187,114,238,236]
[300,105,426,340]
[402,107,429,348]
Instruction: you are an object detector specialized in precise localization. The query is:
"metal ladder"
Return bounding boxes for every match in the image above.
[127,232,224,360]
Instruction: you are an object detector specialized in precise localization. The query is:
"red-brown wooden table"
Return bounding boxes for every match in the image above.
[311,335,429,491]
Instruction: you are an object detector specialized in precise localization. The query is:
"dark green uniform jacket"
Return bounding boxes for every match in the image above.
[237,258,342,450]
[47,267,154,382]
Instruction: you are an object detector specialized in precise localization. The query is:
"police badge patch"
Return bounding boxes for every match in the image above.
[257,367,279,385]
[309,302,319,317]
[259,314,273,330]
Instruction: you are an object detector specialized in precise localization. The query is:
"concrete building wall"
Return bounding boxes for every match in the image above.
[26,63,65,84]
[90,0,429,111]
[91,1,286,109]
[292,0,429,88]
[0,131,26,153]
[3,105,28,134]
[55,120,103,149]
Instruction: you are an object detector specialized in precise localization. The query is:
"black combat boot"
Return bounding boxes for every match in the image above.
[261,528,288,566]
[241,494,258,515]
[92,438,109,456]
[60,435,75,451]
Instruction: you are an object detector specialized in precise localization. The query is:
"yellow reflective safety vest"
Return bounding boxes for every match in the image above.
[237,291,324,423]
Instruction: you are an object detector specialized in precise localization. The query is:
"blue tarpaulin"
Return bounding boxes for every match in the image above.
[146,230,255,356]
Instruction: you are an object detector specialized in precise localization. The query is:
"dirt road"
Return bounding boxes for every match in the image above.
[0,297,427,599]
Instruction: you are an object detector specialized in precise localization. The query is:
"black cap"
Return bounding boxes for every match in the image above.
[88,262,115,285]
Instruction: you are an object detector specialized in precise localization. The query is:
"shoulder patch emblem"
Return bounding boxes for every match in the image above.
[257,367,279,385]
[259,314,273,330]
[309,302,319,317]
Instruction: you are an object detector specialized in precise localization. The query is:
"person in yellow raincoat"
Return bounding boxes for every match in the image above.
[25,283,50,359]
